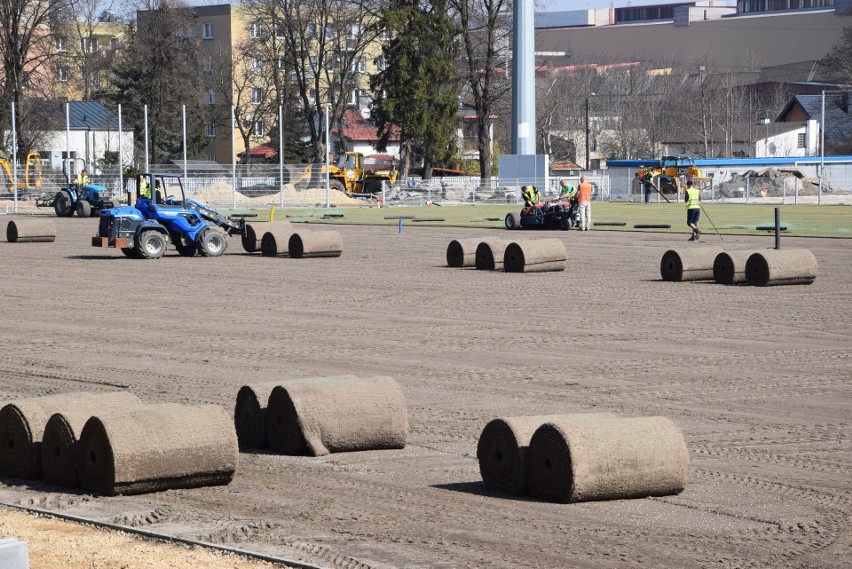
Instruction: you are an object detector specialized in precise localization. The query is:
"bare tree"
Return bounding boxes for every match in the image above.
[111,0,206,163]
[0,0,67,154]
[56,0,121,101]
[450,0,512,185]
[245,0,382,162]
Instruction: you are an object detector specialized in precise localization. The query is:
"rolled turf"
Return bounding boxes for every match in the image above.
[260,225,295,256]
[477,413,614,495]
[77,403,238,496]
[234,381,283,450]
[288,230,343,258]
[713,250,759,285]
[475,239,511,271]
[266,376,408,457]
[660,247,724,282]
[503,239,567,273]
[526,415,690,503]
[745,248,818,286]
[446,238,482,268]
[6,219,56,243]
[0,391,140,480]
[242,221,292,253]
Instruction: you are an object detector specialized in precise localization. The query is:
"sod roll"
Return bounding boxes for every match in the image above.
[77,403,238,496]
[660,247,724,282]
[526,415,690,503]
[242,220,292,253]
[288,230,343,258]
[745,248,818,287]
[713,250,758,285]
[475,239,511,271]
[234,381,283,449]
[266,376,408,456]
[0,391,139,480]
[446,238,482,268]
[503,239,567,273]
[260,224,295,256]
[6,219,56,243]
[477,413,614,495]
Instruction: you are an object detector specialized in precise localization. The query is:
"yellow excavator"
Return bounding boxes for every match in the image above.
[0,150,43,195]
[327,152,398,195]
[638,156,708,194]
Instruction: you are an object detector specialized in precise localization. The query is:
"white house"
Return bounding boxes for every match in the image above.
[37,101,134,174]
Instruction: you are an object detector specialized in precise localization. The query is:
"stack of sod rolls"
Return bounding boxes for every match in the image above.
[0,391,140,480]
[477,413,614,495]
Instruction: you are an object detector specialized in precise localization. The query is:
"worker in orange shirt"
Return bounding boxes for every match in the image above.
[576,175,594,231]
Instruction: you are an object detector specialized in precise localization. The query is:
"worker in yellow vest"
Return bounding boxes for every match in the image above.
[685,180,701,241]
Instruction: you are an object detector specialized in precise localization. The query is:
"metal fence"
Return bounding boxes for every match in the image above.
[3,160,850,215]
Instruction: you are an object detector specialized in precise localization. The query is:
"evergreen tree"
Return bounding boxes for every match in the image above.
[370,0,460,180]
[110,0,206,164]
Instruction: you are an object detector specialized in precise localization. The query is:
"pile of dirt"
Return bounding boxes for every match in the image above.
[718,167,837,198]
[190,182,365,208]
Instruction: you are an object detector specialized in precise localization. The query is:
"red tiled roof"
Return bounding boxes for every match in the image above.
[336,109,400,143]
[239,144,277,158]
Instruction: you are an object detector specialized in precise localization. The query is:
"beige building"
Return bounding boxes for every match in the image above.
[193,4,383,164]
[52,16,124,101]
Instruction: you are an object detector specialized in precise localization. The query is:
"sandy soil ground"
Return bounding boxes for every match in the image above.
[0,216,849,569]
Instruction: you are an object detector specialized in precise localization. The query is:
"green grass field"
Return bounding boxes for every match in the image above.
[236,202,852,239]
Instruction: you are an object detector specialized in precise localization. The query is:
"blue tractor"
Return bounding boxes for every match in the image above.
[53,160,115,217]
[92,173,252,259]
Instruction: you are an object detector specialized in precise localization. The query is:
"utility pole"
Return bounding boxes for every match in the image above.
[585,97,590,170]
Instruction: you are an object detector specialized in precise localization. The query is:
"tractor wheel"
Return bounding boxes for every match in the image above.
[505,212,521,230]
[75,200,92,218]
[197,229,228,257]
[53,190,74,217]
[121,247,141,259]
[135,231,166,259]
[559,214,571,231]
[175,241,197,257]
[365,181,382,194]
[329,179,346,194]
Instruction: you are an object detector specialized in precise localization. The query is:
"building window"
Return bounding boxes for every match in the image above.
[206,152,216,161]
[205,122,215,137]
[325,24,335,39]
[205,89,215,105]
[252,120,265,138]
[347,23,364,40]
[251,87,263,104]
[250,21,262,38]
[90,71,101,90]
[351,56,366,74]
[58,67,69,82]
[202,55,213,75]
[55,37,67,53]
[798,133,806,148]
[277,56,286,70]
[379,27,389,41]
[348,89,362,106]
[202,22,213,39]
[111,37,119,50]
[82,37,99,53]
[375,56,387,72]
[251,56,263,72]
[275,24,285,39]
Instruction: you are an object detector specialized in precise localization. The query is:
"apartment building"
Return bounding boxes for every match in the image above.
[193,4,383,164]
[52,13,124,101]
